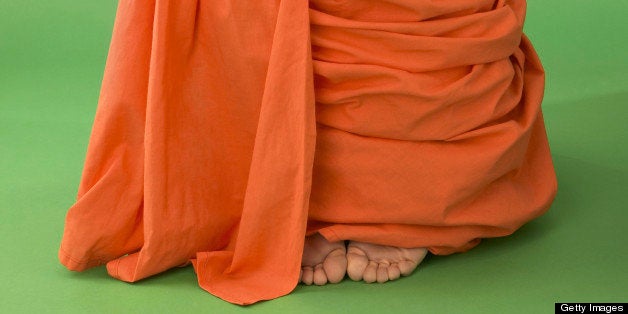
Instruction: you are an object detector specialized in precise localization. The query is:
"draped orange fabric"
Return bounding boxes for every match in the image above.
[59,0,557,305]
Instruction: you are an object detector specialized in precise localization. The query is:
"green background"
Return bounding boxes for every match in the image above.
[1,1,626,313]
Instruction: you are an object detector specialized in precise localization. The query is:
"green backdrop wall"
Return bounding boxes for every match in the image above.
[1,1,626,313]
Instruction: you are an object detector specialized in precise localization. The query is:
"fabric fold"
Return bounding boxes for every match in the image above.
[60,0,317,305]
[193,0,317,304]
[307,0,556,254]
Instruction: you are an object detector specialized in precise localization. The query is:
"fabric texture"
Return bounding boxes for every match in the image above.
[59,0,558,305]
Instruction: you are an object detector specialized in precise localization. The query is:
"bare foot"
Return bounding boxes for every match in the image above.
[346,241,428,283]
[300,233,347,285]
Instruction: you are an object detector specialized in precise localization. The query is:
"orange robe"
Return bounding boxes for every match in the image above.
[59,0,558,305]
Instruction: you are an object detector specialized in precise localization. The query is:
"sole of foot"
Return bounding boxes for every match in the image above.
[300,233,348,286]
[346,241,428,283]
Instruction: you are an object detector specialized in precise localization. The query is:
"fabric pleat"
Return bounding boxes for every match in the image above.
[59,0,557,305]
[306,0,557,255]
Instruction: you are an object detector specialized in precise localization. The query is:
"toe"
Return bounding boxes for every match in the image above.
[387,263,401,281]
[398,260,419,277]
[346,247,368,281]
[399,248,428,276]
[301,266,314,285]
[363,261,378,283]
[313,264,328,286]
[376,263,390,283]
[323,248,347,284]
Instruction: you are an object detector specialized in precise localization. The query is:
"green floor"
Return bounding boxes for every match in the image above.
[1,1,627,313]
